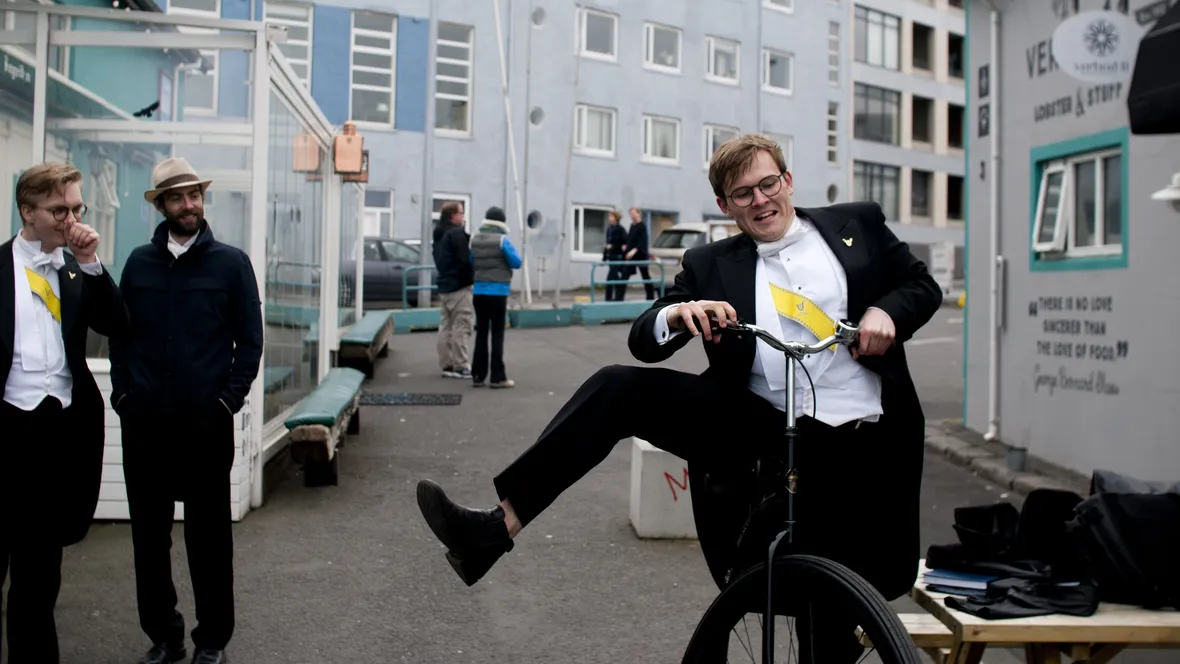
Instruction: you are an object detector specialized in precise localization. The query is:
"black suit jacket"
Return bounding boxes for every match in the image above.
[0,238,129,546]
[626,201,943,597]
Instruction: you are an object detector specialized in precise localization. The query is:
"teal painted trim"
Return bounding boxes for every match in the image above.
[962,0,970,424]
[1028,126,1130,272]
[572,301,653,325]
[509,308,574,328]
[390,308,441,333]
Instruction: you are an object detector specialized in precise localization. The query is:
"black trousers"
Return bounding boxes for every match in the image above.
[492,365,914,662]
[120,400,236,651]
[630,265,656,300]
[472,294,508,384]
[604,262,626,301]
[0,398,70,663]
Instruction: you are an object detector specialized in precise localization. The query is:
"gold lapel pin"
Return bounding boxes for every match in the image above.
[68,271,76,279]
[842,237,853,247]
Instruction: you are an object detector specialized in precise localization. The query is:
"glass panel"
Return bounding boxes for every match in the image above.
[584,12,614,55]
[712,43,737,79]
[1073,160,1096,247]
[365,189,391,207]
[353,51,392,69]
[586,110,612,150]
[437,62,468,78]
[437,44,468,61]
[436,80,467,96]
[171,0,219,12]
[339,184,361,327]
[264,90,325,421]
[581,208,607,253]
[1103,155,1121,246]
[768,53,789,88]
[650,26,678,67]
[352,69,391,87]
[1037,171,1064,244]
[354,11,395,33]
[436,98,469,132]
[353,34,390,50]
[439,23,471,43]
[352,88,392,124]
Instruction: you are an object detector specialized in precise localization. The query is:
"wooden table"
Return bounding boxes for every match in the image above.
[910,561,1180,664]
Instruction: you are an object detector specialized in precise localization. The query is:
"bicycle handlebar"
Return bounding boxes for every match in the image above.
[709,318,860,356]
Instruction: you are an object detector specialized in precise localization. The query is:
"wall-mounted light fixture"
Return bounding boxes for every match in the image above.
[1151,172,1180,213]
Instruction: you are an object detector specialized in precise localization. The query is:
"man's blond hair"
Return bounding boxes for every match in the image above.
[16,162,83,224]
[708,134,787,200]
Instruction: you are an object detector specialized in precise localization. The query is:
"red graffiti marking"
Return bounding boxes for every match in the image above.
[664,467,690,502]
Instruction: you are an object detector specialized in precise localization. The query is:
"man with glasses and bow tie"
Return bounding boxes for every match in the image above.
[0,161,128,663]
[416,134,943,662]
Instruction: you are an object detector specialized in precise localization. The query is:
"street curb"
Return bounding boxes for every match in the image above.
[924,419,1089,497]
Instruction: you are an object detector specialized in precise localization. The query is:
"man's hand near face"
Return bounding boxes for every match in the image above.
[65,217,100,264]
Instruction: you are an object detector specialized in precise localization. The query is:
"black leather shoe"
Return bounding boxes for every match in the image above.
[192,649,227,664]
[139,642,186,664]
[416,479,515,586]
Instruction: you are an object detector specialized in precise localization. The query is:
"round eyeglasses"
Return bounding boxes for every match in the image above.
[38,204,88,222]
[727,173,785,208]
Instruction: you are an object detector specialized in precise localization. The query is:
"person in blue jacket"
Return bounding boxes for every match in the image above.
[468,207,522,388]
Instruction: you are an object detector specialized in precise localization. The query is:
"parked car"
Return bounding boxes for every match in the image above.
[649,222,709,270]
[339,237,440,307]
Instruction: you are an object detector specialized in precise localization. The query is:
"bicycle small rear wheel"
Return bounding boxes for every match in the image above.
[682,554,922,664]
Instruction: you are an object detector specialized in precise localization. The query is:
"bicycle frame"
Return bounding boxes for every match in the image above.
[712,317,860,662]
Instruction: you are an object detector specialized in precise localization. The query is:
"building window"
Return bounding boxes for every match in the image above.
[911,169,932,220]
[266,1,313,88]
[948,103,964,150]
[1032,147,1124,262]
[704,124,740,168]
[854,5,900,71]
[827,102,838,165]
[182,51,219,114]
[574,104,616,157]
[912,22,933,72]
[828,22,840,86]
[644,22,681,73]
[350,11,397,127]
[642,115,680,165]
[948,33,965,79]
[761,49,793,95]
[572,204,611,258]
[577,7,617,61]
[764,0,793,12]
[432,193,472,234]
[854,161,899,220]
[766,132,794,170]
[363,189,393,237]
[912,95,933,144]
[854,83,901,145]
[947,174,964,221]
[706,36,740,84]
[436,23,473,135]
[168,0,219,13]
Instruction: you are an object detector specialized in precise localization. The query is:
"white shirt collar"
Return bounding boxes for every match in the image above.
[14,232,66,271]
[167,229,199,258]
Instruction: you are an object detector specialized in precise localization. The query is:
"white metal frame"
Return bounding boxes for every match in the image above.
[1032,148,1123,258]
[435,22,473,137]
[642,114,680,166]
[264,0,314,88]
[703,123,738,169]
[576,6,617,62]
[348,9,397,129]
[855,5,901,71]
[705,36,740,85]
[761,48,794,96]
[643,21,681,75]
[571,203,612,261]
[573,103,616,158]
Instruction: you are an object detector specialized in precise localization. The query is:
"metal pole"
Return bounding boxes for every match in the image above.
[31,10,49,163]
[523,2,536,299]
[491,0,532,303]
[552,28,583,307]
[984,4,1003,441]
[247,30,271,511]
[418,1,438,309]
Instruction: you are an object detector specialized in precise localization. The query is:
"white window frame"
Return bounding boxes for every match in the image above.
[642,114,680,166]
[574,104,617,158]
[828,21,840,86]
[703,124,739,169]
[1031,148,1123,258]
[576,7,617,62]
[765,132,793,170]
[349,10,398,129]
[571,204,613,260]
[705,36,740,85]
[265,1,314,89]
[643,22,681,74]
[165,0,220,18]
[166,0,221,116]
[435,23,474,136]
[764,0,794,13]
[761,48,793,95]
[432,193,472,234]
[827,102,839,165]
[855,5,901,71]
[363,189,393,237]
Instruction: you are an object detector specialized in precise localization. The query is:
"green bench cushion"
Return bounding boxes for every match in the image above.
[283,367,366,429]
[341,310,393,345]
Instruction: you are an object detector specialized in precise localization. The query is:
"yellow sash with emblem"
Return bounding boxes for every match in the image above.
[769,283,837,351]
[25,267,62,323]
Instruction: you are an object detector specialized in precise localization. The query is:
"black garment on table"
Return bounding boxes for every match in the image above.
[945,577,1099,620]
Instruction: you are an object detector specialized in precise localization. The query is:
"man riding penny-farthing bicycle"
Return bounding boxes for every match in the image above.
[417,135,943,662]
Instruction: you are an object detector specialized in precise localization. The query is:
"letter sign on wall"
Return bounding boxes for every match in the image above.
[1051,10,1146,84]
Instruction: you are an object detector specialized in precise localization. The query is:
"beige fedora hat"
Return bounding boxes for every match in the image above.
[144,157,212,203]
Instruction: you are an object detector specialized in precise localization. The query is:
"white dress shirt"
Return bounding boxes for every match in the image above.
[4,234,104,411]
[167,229,199,258]
[653,215,883,427]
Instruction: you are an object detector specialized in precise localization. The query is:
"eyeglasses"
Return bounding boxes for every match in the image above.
[37,204,88,222]
[727,173,785,208]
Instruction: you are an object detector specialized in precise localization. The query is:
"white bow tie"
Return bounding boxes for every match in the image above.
[755,224,806,258]
[28,249,65,272]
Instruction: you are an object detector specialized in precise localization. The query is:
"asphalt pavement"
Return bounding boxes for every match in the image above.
[8,308,1173,663]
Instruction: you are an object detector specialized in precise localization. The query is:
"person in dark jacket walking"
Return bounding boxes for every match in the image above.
[602,210,627,302]
[109,158,263,664]
[623,207,654,300]
[469,207,522,388]
[431,202,474,379]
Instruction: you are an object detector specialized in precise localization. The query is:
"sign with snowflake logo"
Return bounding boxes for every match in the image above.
[1051,10,1146,83]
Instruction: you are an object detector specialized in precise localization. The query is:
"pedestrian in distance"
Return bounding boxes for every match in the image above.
[469,207,522,388]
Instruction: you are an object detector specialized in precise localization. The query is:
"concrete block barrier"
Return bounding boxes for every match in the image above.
[628,437,698,539]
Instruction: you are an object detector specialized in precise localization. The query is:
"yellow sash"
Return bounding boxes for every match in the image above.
[25,267,61,323]
[769,283,836,351]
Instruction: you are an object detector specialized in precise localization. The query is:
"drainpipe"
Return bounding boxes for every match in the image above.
[983,5,1002,442]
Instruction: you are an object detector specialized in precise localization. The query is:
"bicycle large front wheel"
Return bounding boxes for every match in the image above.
[682,554,922,664]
